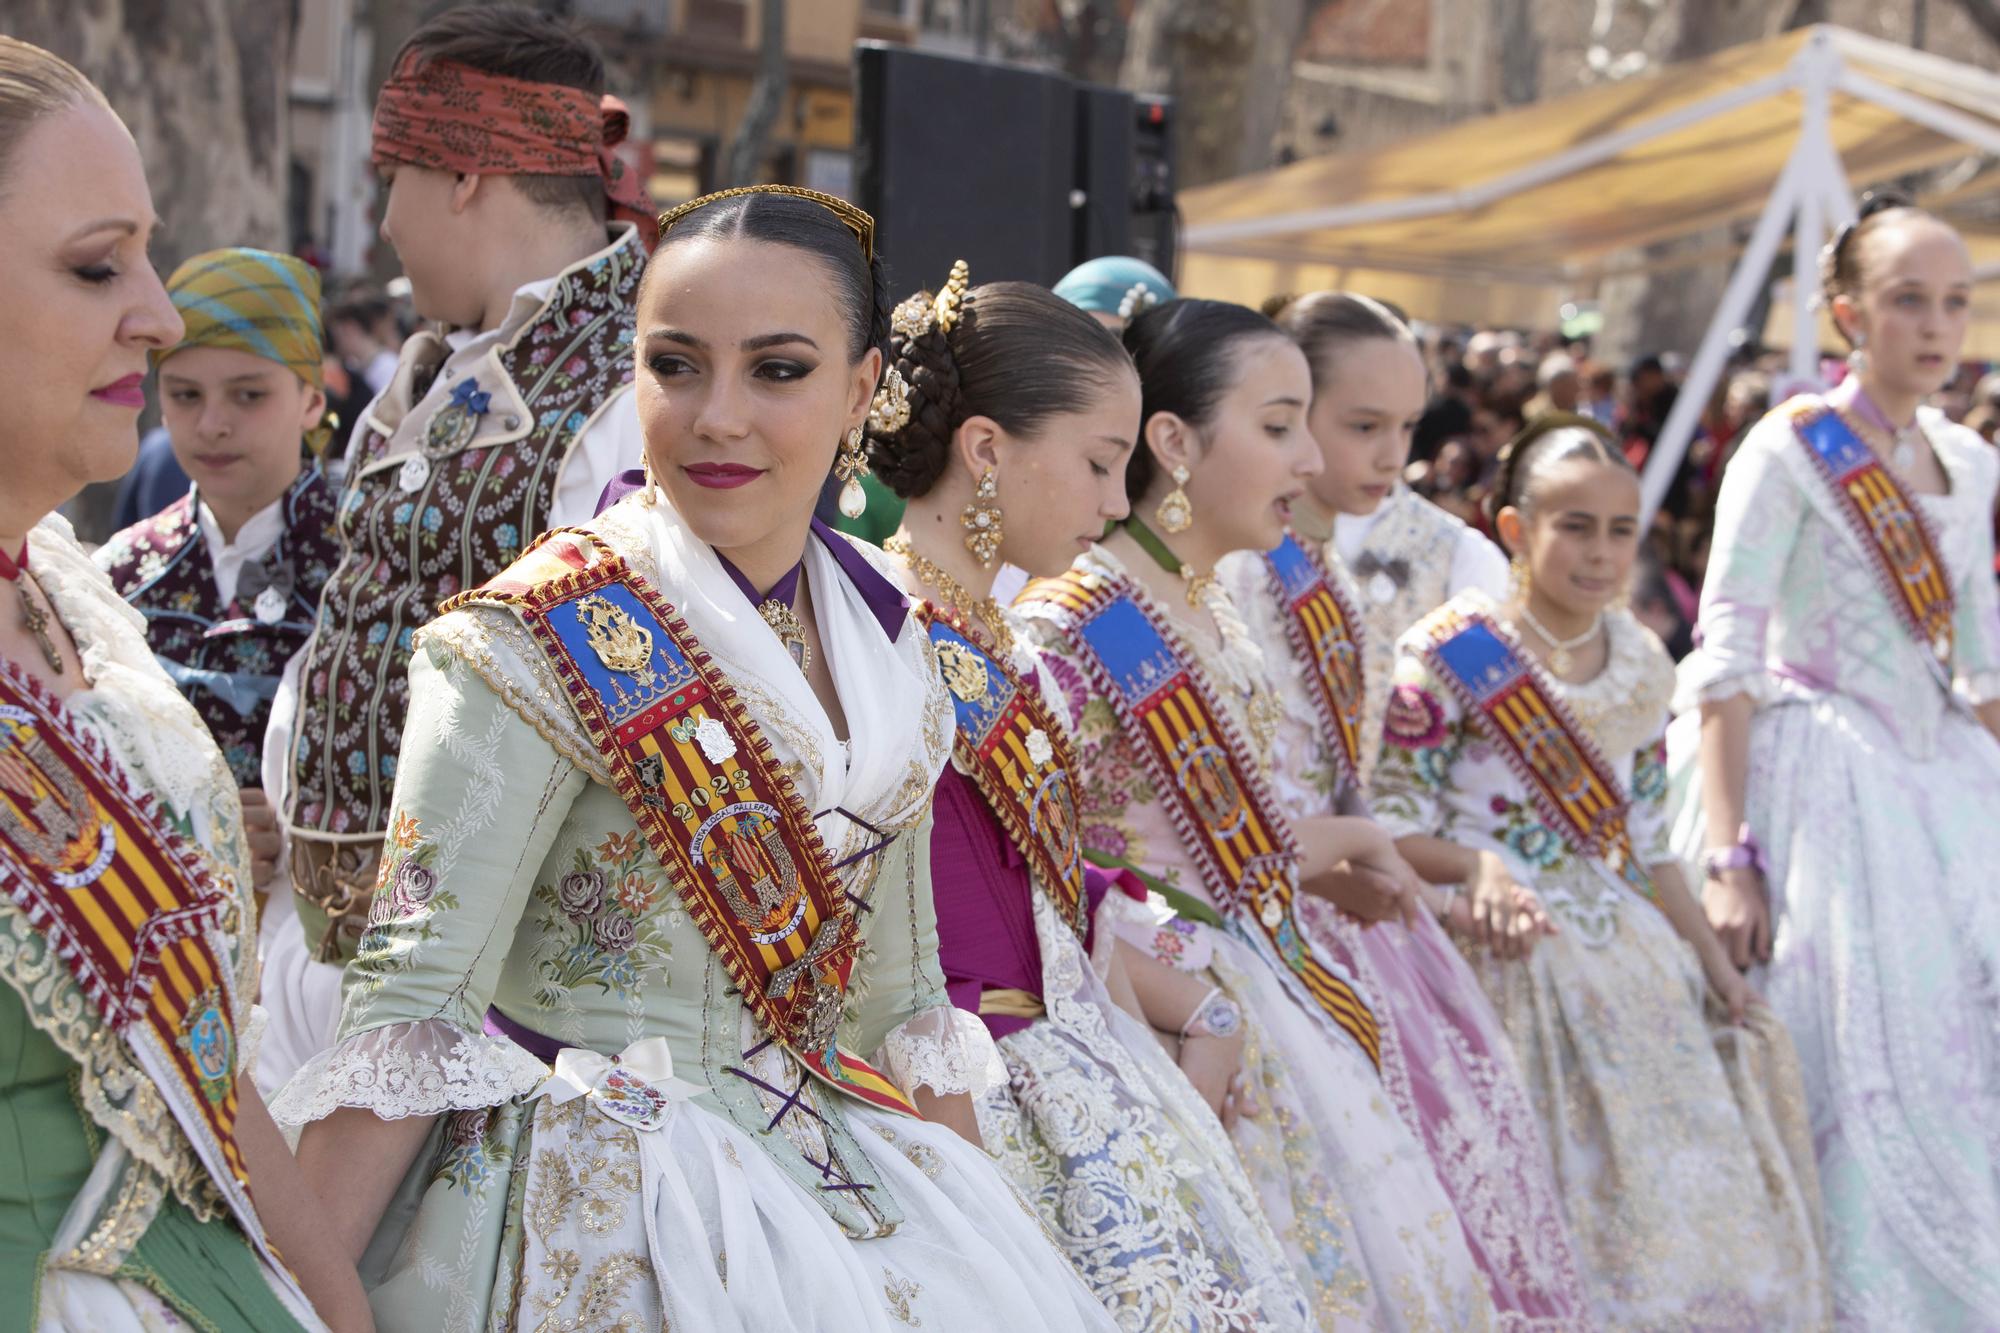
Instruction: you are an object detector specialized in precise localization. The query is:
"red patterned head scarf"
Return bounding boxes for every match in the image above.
[372,52,658,250]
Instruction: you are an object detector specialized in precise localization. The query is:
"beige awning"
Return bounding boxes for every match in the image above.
[1179,26,1998,316]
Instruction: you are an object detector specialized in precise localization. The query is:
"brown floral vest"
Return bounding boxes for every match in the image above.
[287,227,644,844]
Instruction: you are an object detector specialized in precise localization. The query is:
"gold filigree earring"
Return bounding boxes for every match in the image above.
[962,467,1004,567]
[641,456,660,507]
[1509,554,1531,600]
[1156,465,1193,534]
[835,425,870,519]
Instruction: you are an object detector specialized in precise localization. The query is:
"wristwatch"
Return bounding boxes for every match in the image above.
[1701,823,1766,880]
[1179,987,1244,1041]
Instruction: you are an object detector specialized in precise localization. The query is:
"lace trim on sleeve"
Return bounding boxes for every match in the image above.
[1672,650,1783,715]
[266,1017,549,1128]
[239,1004,270,1084]
[876,1004,1005,1098]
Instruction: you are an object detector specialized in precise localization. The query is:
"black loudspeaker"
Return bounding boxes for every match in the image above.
[854,43,1178,292]
[1073,84,1134,262]
[1130,94,1177,278]
[854,43,1076,291]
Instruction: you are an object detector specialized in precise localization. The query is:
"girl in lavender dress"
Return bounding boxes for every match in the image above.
[868,265,1308,1331]
[1677,194,2000,1328]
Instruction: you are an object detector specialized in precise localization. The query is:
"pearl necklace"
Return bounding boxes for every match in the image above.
[1516,602,1602,676]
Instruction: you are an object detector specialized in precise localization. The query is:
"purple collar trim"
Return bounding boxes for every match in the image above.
[595,468,905,642]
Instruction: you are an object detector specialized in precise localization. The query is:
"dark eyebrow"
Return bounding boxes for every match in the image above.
[647,327,704,348]
[742,331,818,352]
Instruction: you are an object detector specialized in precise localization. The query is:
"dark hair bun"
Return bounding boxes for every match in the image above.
[868,292,966,498]
[867,281,1133,501]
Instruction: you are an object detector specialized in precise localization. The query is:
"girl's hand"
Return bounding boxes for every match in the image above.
[1469,851,1553,960]
[1307,864,1406,924]
[1703,866,1771,969]
[1700,943,1761,1025]
[1178,1032,1251,1130]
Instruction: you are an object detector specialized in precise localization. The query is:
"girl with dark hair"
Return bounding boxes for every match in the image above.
[279,188,1118,1331]
[868,265,1310,1330]
[1262,292,1509,788]
[1017,299,1497,1329]
[1221,307,1591,1325]
[1371,421,1828,1326]
[1677,194,2000,1324]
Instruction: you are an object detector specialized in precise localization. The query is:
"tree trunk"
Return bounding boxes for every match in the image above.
[8,0,293,542]
[725,0,787,188]
[9,0,292,271]
[1118,0,1306,189]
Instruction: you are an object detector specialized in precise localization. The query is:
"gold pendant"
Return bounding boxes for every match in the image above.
[18,582,63,675]
[1549,645,1573,676]
[759,600,813,673]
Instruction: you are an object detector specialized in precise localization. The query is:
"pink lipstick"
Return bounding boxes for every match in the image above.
[683,462,766,490]
[91,373,147,409]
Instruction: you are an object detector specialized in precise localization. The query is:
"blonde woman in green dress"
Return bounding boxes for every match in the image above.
[0,37,363,1332]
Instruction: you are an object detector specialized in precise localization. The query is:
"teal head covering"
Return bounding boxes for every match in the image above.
[1052,256,1176,320]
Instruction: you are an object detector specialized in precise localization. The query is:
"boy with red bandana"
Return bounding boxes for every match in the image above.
[258,5,655,1091]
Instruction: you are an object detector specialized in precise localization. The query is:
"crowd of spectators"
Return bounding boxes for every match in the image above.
[1401,324,1998,659]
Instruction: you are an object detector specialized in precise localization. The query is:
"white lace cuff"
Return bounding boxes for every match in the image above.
[1958,669,2000,708]
[876,1005,1005,1098]
[1672,652,1782,715]
[239,1004,270,1083]
[266,1018,549,1128]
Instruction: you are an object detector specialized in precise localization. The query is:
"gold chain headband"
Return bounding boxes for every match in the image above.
[656,184,876,262]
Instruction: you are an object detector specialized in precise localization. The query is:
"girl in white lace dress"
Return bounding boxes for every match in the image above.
[1677,195,2000,1328]
[1373,422,1827,1329]
[1018,298,1498,1331]
[274,188,1116,1333]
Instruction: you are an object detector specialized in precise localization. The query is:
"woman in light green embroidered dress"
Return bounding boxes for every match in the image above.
[276,188,1116,1332]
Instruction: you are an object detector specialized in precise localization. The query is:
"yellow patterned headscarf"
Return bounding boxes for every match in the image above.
[158,247,331,452]
[159,247,325,390]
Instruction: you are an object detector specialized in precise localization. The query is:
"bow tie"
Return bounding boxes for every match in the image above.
[1350,551,1410,589]
[235,552,296,610]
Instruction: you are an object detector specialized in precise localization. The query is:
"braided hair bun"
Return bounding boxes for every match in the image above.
[867,287,967,498]
[866,277,1134,501]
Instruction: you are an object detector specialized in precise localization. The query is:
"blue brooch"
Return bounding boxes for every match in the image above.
[423,376,492,458]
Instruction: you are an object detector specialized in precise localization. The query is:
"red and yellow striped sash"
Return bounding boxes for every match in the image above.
[1261,533,1367,787]
[0,660,283,1264]
[1027,569,1381,1067]
[1791,403,1955,676]
[1425,607,1658,901]
[916,605,1088,937]
[457,536,918,1116]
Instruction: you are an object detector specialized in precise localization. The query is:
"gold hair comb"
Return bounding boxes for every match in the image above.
[656,184,876,262]
[887,260,973,343]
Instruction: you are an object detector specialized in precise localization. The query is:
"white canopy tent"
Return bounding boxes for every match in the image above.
[1177,26,2000,521]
